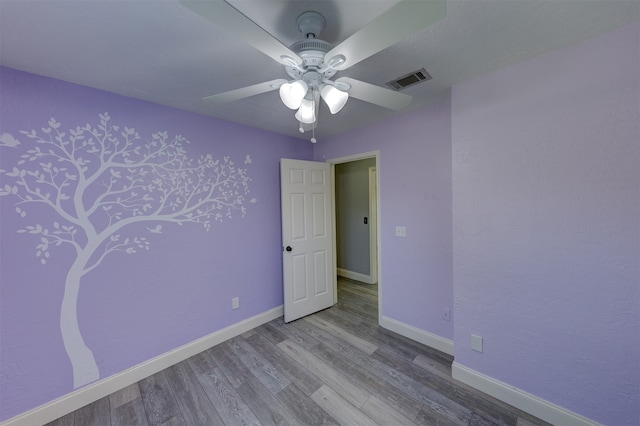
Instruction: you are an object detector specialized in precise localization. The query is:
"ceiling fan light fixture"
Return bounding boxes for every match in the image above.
[321,85,349,114]
[279,80,308,109]
[295,98,316,124]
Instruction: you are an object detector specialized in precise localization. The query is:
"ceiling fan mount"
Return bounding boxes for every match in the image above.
[296,11,326,39]
[181,0,446,140]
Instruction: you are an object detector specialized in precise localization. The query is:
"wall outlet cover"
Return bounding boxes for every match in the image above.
[442,308,451,321]
[471,334,483,352]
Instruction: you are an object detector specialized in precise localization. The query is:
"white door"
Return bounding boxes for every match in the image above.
[281,159,334,322]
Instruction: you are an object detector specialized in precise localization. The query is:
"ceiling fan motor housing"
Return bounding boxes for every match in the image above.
[285,39,336,80]
[284,11,338,82]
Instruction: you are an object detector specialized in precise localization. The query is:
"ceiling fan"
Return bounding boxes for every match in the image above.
[181,0,446,142]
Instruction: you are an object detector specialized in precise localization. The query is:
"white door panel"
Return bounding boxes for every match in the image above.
[281,159,334,322]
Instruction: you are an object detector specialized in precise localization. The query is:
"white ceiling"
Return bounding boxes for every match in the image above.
[1,0,638,141]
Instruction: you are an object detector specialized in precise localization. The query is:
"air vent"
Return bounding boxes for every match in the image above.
[386,68,432,90]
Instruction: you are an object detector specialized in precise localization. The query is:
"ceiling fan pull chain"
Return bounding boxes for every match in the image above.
[311,89,318,143]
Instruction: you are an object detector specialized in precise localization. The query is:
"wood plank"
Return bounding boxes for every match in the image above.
[207,341,255,388]
[469,412,500,426]
[415,405,466,426]
[187,351,261,426]
[110,383,141,410]
[111,398,148,426]
[413,353,454,380]
[244,331,323,396]
[275,383,339,426]
[338,281,379,298]
[226,335,291,394]
[449,382,519,425]
[375,325,454,365]
[158,416,186,426]
[254,322,288,345]
[164,361,224,425]
[241,329,257,339]
[303,314,379,354]
[73,396,110,426]
[318,305,366,328]
[361,395,418,426]
[276,339,371,408]
[312,342,423,420]
[139,371,183,426]
[267,317,321,350]
[334,298,378,322]
[236,375,301,426]
[310,385,378,426]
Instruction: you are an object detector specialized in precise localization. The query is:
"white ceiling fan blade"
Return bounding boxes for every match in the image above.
[337,77,412,111]
[181,0,303,66]
[325,0,446,70]
[203,79,287,103]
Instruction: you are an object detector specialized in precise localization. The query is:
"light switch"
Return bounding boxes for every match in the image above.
[395,226,406,237]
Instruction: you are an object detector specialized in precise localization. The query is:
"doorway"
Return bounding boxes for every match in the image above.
[330,151,380,323]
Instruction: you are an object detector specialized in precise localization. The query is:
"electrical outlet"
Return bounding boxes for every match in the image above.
[395,226,406,237]
[442,308,451,321]
[471,334,483,352]
[232,297,239,310]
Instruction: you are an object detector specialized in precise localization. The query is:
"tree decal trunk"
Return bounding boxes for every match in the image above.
[61,254,99,387]
[0,113,255,388]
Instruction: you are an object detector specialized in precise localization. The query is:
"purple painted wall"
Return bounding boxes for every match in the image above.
[451,21,639,425]
[0,67,312,421]
[314,99,454,341]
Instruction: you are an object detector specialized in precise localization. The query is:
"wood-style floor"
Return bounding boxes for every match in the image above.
[47,278,549,426]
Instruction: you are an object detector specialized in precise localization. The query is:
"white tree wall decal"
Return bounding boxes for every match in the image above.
[0,113,255,388]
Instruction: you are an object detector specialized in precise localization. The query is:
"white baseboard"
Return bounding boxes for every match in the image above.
[1,306,284,426]
[337,268,375,284]
[379,315,454,356]
[451,362,600,426]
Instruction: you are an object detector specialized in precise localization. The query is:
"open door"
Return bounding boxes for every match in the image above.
[281,159,334,322]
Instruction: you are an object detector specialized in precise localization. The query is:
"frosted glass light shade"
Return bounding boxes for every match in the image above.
[279,80,308,109]
[321,85,349,114]
[295,99,316,124]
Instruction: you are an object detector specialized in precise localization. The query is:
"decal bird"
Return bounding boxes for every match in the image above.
[0,133,21,148]
[146,225,163,234]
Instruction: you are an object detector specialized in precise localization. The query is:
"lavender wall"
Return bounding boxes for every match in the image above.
[314,99,454,341]
[0,67,312,421]
[451,22,639,425]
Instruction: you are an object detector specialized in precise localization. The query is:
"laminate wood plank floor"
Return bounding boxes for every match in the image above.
[46,278,550,426]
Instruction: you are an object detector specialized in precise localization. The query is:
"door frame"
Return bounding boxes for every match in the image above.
[368,166,378,285]
[328,150,381,323]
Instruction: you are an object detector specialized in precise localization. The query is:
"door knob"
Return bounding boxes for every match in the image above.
[285,246,292,252]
